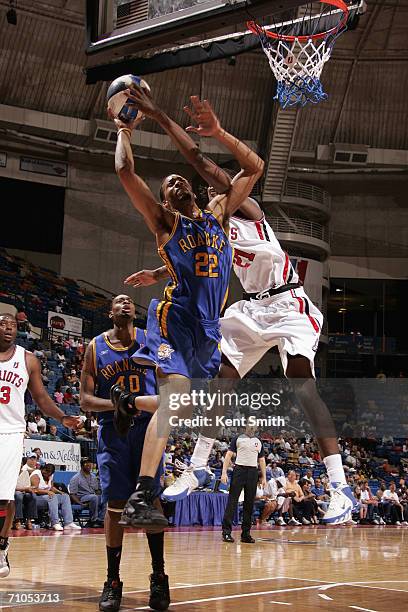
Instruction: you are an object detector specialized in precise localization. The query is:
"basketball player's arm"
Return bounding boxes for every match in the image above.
[80,343,116,412]
[154,112,232,193]
[114,128,174,236]
[124,266,170,287]
[180,98,264,221]
[209,130,264,223]
[26,354,81,430]
[153,103,263,220]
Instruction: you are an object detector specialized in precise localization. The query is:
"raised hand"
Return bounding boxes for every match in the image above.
[124,269,159,288]
[123,86,160,119]
[107,106,140,132]
[184,96,222,137]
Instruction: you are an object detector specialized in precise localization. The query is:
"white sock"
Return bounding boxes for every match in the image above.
[190,435,215,468]
[323,454,347,486]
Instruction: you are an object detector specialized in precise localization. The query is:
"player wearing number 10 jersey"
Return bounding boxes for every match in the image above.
[80,295,170,611]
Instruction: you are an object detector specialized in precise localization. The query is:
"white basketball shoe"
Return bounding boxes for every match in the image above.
[0,543,10,578]
[162,465,215,501]
[322,483,358,525]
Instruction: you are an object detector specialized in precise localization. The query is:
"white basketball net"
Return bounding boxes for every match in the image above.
[261,35,334,108]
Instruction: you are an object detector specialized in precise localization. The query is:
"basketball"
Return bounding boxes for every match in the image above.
[106,74,151,124]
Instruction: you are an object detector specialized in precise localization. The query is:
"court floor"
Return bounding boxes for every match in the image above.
[1,525,408,611]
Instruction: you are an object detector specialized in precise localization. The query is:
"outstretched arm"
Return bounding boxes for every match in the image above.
[183,98,264,224]
[124,266,170,288]
[111,111,174,238]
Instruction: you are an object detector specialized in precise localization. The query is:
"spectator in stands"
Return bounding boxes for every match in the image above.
[311,477,330,513]
[299,480,320,524]
[14,460,37,530]
[35,411,47,435]
[33,344,46,362]
[164,444,173,465]
[269,461,285,480]
[282,470,303,526]
[63,387,76,405]
[68,369,79,386]
[303,469,315,485]
[77,338,85,357]
[26,414,38,436]
[55,349,66,369]
[16,309,30,337]
[54,389,64,404]
[382,482,407,525]
[21,452,39,474]
[298,451,315,467]
[258,477,281,525]
[30,463,81,531]
[267,448,281,463]
[43,425,61,442]
[90,414,98,438]
[353,485,365,522]
[41,366,50,386]
[69,458,105,528]
[209,451,223,470]
[359,480,380,524]
[32,447,45,467]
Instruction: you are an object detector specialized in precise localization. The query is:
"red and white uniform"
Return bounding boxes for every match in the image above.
[0,345,29,499]
[220,212,323,377]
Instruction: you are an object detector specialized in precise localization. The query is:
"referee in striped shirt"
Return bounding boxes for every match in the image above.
[221,426,266,543]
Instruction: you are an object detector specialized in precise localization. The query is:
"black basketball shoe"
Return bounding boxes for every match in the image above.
[149,573,170,611]
[119,486,168,528]
[99,579,123,612]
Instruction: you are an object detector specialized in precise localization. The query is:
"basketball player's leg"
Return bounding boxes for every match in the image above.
[163,303,271,502]
[97,422,169,611]
[0,432,24,577]
[279,315,357,524]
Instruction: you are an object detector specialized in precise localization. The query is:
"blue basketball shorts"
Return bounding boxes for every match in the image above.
[132,299,221,380]
[97,417,162,503]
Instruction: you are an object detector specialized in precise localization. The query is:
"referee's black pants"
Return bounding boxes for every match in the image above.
[222,465,258,536]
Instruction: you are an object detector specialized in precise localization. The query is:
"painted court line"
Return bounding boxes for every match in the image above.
[132,584,329,610]
[349,607,379,612]
[269,602,292,606]
[318,593,333,601]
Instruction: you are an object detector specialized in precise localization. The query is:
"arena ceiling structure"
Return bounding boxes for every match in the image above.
[0,0,408,260]
[0,0,406,149]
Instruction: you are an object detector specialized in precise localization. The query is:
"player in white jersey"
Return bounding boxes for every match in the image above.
[0,313,81,577]
[123,99,356,525]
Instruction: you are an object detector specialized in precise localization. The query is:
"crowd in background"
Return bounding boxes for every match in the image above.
[10,312,408,532]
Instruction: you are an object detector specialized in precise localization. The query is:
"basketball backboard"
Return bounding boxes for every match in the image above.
[86,0,308,67]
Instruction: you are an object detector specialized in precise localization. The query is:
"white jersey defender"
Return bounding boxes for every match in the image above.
[229,214,299,294]
[0,344,29,500]
[221,211,323,377]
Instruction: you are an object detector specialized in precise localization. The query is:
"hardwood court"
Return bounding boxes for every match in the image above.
[1,526,408,611]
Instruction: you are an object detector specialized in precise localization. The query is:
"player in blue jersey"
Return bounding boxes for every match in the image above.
[109,88,264,528]
[80,294,170,612]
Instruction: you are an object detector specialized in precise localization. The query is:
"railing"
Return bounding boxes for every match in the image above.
[266,217,330,244]
[284,180,331,209]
